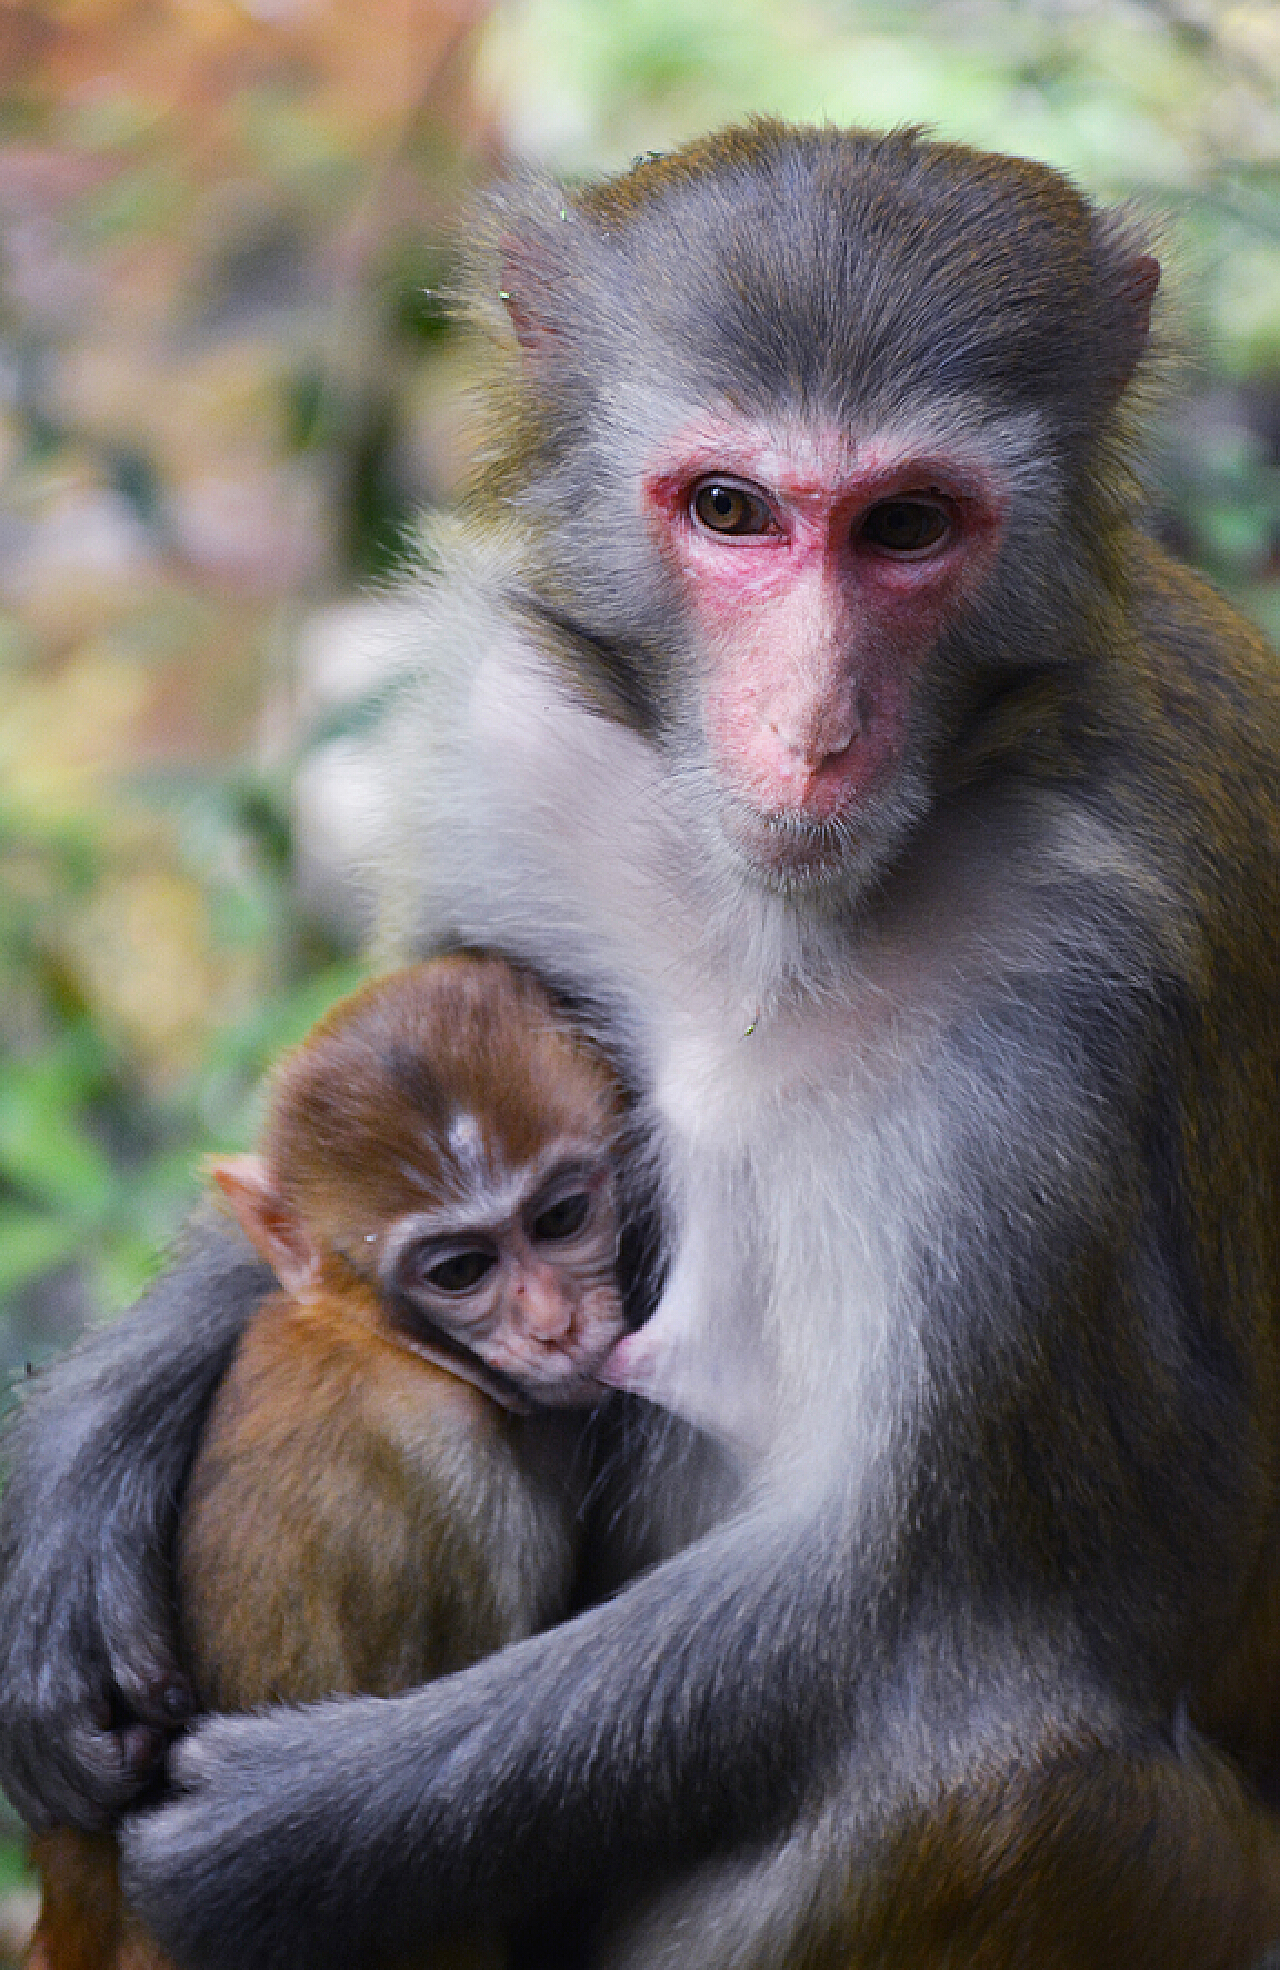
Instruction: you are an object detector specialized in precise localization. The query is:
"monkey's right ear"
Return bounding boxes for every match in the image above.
[1092,211,1162,403]
[206,1154,321,1298]
[499,239,549,355]
[494,184,588,359]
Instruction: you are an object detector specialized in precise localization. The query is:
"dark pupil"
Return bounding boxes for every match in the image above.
[426,1250,496,1293]
[696,485,751,532]
[861,501,947,552]
[532,1193,591,1242]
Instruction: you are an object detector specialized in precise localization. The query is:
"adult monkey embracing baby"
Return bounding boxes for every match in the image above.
[3,118,1280,1970]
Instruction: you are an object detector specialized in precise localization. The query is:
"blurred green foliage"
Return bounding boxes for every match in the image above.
[0,778,365,1384]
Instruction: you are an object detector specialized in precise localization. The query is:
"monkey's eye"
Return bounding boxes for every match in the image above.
[859,498,952,555]
[692,481,775,536]
[399,1244,497,1296]
[429,1250,496,1292]
[531,1192,592,1242]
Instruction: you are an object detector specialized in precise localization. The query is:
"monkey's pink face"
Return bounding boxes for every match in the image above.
[644,419,1006,881]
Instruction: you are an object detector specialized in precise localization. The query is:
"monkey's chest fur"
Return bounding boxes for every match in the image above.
[390,631,1037,1463]
[177,1292,582,1710]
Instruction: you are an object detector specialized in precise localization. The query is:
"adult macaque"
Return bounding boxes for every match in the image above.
[23,954,632,1970]
[2,121,1279,1970]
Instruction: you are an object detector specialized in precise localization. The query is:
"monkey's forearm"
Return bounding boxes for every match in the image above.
[122,1339,1235,1970]
[120,1502,857,1970]
[0,1212,271,1830]
[117,968,1250,1970]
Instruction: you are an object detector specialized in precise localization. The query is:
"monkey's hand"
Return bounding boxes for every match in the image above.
[0,1528,191,1835]
[120,1697,472,1970]
[0,1217,270,1830]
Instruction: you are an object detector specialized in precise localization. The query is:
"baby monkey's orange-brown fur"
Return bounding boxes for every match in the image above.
[26,956,630,1970]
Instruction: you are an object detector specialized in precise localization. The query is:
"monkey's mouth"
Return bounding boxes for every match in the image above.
[526,1357,626,1407]
[727,806,855,887]
[505,1332,632,1408]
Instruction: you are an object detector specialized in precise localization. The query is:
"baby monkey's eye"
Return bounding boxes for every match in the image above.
[398,1243,497,1295]
[531,1192,592,1242]
[428,1250,497,1292]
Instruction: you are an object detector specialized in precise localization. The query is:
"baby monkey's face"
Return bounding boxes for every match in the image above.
[372,1142,629,1410]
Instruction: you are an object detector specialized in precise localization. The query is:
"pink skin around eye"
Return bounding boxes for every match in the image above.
[644,421,1005,835]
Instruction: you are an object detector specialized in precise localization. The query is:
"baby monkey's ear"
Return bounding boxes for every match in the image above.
[207,1154,323,1299]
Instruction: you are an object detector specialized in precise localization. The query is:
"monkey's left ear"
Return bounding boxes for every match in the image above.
[1097,235,1161,401]
[500,238,551,355]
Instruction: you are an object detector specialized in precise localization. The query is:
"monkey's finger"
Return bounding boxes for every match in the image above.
[0,1670,188,1829]
[127,1692,488,1970]
[162,1688,474,1798]
[161,1707,276,1795]
[99,1663,194,1740]
[0,1580,190,1829]
[90,1548,195,1736]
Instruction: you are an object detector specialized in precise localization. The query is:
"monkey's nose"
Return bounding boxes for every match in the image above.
[766,692,862,772]
[518,1267,576,1341]
[757,729,862,819]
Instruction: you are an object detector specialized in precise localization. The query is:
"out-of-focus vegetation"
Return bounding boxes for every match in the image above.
[0,0,1276,1942]
[0,0,494,1388]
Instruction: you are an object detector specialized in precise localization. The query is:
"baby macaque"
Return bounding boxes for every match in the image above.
[24,953,632,1970]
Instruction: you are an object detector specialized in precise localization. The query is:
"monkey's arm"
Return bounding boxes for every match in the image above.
[121,1498,858,1970]
[0,1213,271,1830]
[116,950,1276,1970]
